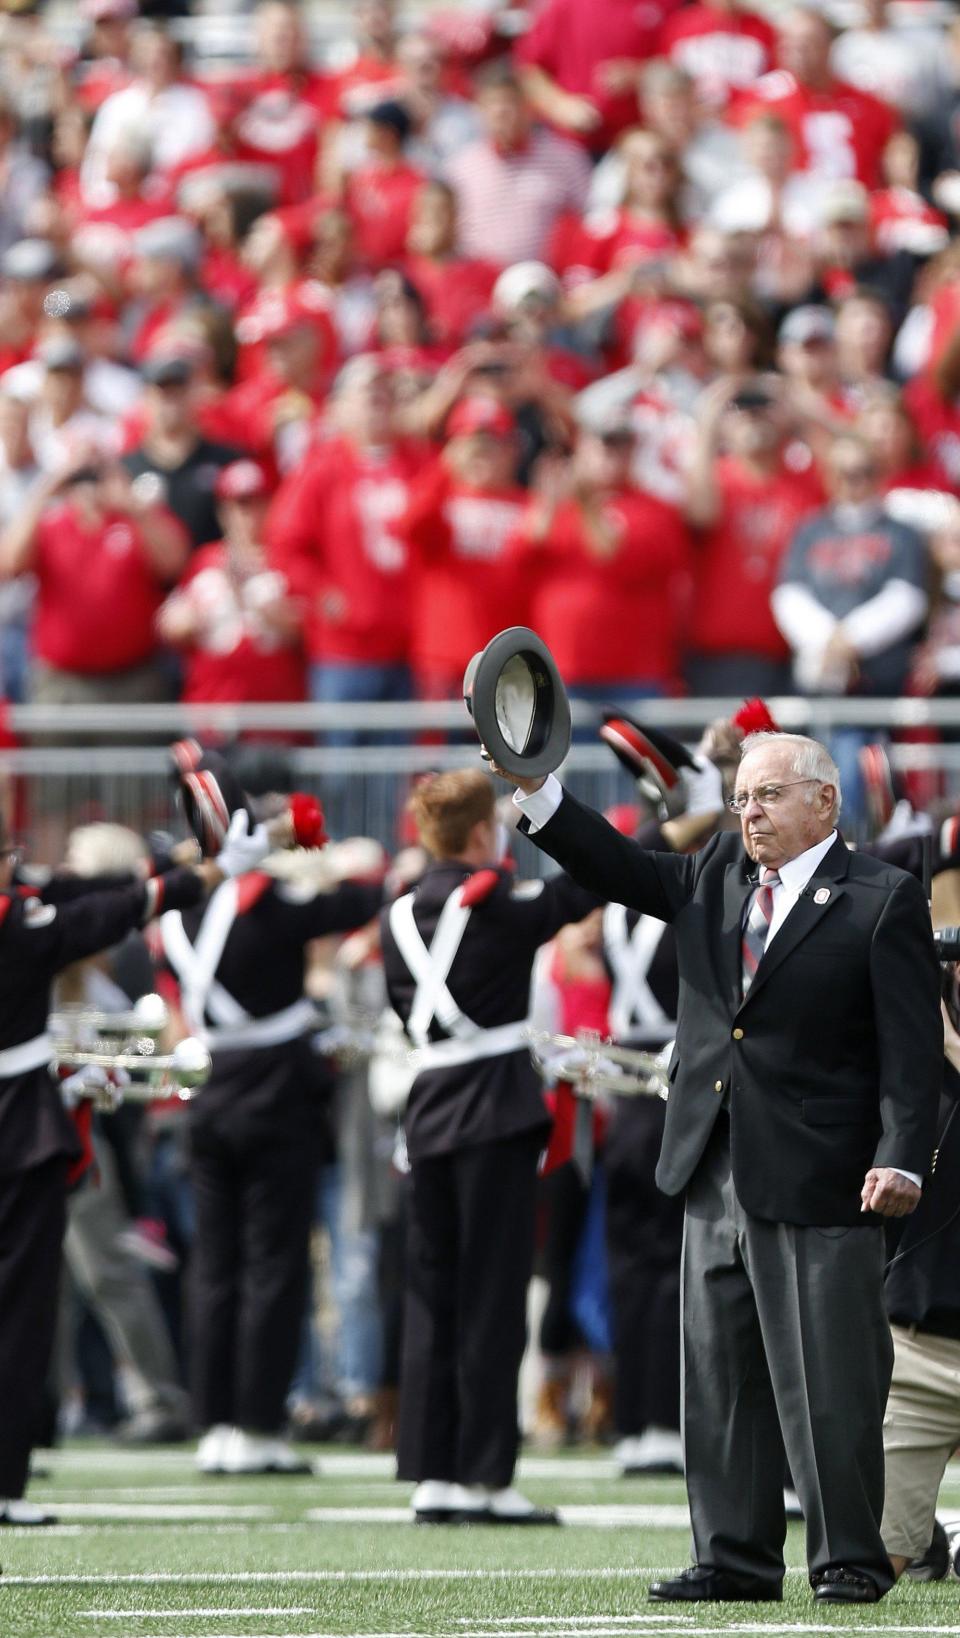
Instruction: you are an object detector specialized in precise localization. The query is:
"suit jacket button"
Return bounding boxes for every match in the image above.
[714,1080,723,1093]
[732,1027,744,1040]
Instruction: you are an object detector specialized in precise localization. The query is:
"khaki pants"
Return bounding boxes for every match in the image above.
[881,1323,960,1559]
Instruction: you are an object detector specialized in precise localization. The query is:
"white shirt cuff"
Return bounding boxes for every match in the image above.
[893,1168,922,1189]
[512,772,564,834]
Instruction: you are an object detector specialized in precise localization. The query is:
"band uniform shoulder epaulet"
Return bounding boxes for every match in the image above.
[459,868,502,908]
[236,871,273,913]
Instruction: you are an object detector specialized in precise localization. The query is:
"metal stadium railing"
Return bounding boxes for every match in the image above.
[6,697,960,865]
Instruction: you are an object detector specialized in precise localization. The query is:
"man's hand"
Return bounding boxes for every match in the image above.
[479,745,544,796]
[860,1167,921,1218]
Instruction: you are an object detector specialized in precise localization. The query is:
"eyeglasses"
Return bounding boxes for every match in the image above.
[728,778,822,815]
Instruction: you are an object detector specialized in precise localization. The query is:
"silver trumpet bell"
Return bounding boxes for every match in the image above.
[50,992,211,1101]
[526,1027,669,1100]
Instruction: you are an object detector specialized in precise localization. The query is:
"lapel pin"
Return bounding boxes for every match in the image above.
[813,887,831,905]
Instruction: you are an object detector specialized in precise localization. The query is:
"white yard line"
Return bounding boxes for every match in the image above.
[46,1502,273,1520]
[0,1569,663,1587]
[301,1505,690,1527]
[78,1609,318,1620]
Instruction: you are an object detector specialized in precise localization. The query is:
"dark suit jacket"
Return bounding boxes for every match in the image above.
[521,791,943,1226]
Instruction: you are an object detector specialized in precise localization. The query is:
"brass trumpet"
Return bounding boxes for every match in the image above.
[526,1027,669,1100]
[50,993,211,1101]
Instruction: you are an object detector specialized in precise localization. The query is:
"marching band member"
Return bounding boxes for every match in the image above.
[0,804,269,1524]
[160,747,384,1475]
[380,768,601,1525]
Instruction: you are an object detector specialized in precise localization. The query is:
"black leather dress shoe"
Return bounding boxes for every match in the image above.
[813,1568,880,1603]
[648,1567,782,1602]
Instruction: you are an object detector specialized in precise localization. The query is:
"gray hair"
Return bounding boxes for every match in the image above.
[740,731,842,824]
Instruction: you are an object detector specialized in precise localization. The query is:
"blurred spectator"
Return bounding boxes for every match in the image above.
[402,180,497,349]
[505,416,691,699]
[345,101,425,269]
[397,32,483,176]
[684,377,822,695]
[267,355,420,733]
[397,395,527,699]
[444,66,591,269]
[82,27,215,208]
[125,216,212,365]
[303,205,377,357]
[0,385,38,700]
[870,132,949,262]
[858,390,953,495]
[732,7,899,191]
[515,0,670,151]
[659,0,776,114]
[0,90,48,258]
[73,0,136,115]
[0,452,187,705]
[772,432,929,699]
[0,238,61,376]
[219,289,338,473]
[157,458,304,707]
[321,0,403,191]
[5,337,116,473]
[910,500,960,698]
[835,290,894,406]
[816,180,916,324]
[122,352,241,548]
[226,0,328,208]
[830,0,946,124]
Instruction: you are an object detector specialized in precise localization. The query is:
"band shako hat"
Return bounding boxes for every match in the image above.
[463,626,571,779]
[170,739,253,857]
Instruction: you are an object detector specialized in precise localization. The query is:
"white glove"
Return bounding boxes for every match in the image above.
[679,754,725,818]
[60,1063,126,1112]
[215,809,272,878]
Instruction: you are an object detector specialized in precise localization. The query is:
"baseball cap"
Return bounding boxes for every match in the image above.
[447,395,516,439]
[2,239,60,283]
[37,337,85,373]
[493,261,561,316]
[823,180,869,225]
[215,459,271,502]
[134,217,202,271]
[142,352,194,387]
[365,100,413,144]
[778,304,835,347]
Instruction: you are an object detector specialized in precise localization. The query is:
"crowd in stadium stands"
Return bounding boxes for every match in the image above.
[0,0,959,721]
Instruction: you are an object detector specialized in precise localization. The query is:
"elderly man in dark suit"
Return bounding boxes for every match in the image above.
[504,730,942,1605]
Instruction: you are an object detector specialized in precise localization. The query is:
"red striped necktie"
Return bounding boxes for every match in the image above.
[741,868,781,997]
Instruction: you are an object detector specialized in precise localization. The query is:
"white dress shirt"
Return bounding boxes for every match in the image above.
[513,777,921,1188]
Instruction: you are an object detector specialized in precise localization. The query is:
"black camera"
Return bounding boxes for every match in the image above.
[935,927,960,963]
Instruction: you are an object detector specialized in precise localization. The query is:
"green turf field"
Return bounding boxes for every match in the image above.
[3,1445,960,1637]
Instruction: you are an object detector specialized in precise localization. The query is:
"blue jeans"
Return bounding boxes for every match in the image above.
[309,661,411,748]
[287,1163,383,1405]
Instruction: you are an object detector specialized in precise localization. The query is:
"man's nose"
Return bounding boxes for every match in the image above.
[743,793,764,820]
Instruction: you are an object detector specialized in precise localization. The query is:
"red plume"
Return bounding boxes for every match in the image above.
[732,698,781,737]
[289,792,329,850]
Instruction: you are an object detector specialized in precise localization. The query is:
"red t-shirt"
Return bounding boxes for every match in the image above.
[346,163,426,269]
[506,488,691,684]
[658,5,775,109]
[576,209,684,275]
[169,542,306,704]
[397,461,527,685]
[224,70,329,205]
[903,378,960,489]
[401,254,498,347]
[870,187,948,258]
[514,0,677,145]
[33,503,177,674]
[730,72,898,189]
[688,457,823,658]
[267,435,425,663]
